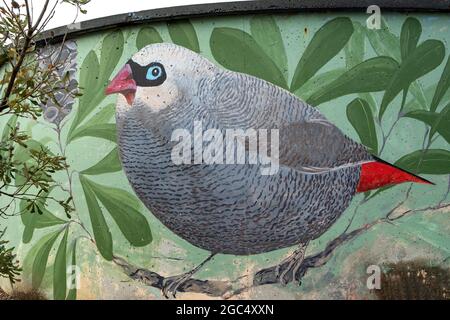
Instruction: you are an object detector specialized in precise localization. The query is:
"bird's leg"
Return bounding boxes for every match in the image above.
[274,242,309,286]
[161,253,216,298]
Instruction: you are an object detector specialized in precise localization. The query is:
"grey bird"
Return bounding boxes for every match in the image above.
[105,43,431,297]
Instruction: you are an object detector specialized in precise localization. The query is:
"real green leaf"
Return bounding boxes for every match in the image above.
[13,139,56,189]
[1,115,17,142]
[53,228,68,300]
[210,27,288,89]
[167,20,200,53]
[81,147,122,175]
[346,98,378,154]
[291,17,354,92]
[136,27,163,50]
[85,179,152,247]
[307,56,399,106]
[79,175,113,260]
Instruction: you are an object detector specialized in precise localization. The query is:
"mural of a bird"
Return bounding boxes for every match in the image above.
[105,43,432,297]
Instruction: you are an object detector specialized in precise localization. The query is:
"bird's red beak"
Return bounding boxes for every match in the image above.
[105,64,137,105]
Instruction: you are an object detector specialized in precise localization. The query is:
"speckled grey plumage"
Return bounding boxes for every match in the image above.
[115,43,373,255]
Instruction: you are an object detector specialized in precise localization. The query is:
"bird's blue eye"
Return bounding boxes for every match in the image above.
[127,60,166,86]
[146,66,162,80]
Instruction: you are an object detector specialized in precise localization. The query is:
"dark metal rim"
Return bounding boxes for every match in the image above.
[39,0,450,44]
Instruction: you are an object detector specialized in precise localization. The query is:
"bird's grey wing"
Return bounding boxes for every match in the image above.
[278,121,373,173]
[197,71,373,173]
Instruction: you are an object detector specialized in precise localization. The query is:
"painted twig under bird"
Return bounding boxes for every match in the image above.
[105,43,432,298]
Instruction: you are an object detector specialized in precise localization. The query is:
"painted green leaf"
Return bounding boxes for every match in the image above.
[400,17,422,61]
[210,27,288,89]
[344,22,365,70]
[359,92,378,115]
[98,31,124,84]
[290,17,354,92]
[67,51,100,141]
[395,149,450,174]
[346,98,378,154]
[85,103,116,126]
[32,230,63,289]
[69,103,115,142]
[136,27,163,50]
[295,68,345,101]
[68,31,124,142]
[250,15,288,77]
[22,231,56,285]
[66,240,77,300]
[20,198,66,244]
[409,82,428,111]
[366,18,427,111]
[365,185,395,201]
[69,123,117,143]
[167,20,200,53]
[403,104,450,143]
[380,40,445,119]
[79,175,113,261]
[81,147,122,175]
[430,56,450,112]
[53,228,68,300]
[365,18,401,62]
[307,56,399,106]
[403,82,437,114]
[22,223,35,244]
[430,103,450,140]
[86,179,152,247]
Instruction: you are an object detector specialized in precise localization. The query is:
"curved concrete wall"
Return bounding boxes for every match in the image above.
[1,2,450,299]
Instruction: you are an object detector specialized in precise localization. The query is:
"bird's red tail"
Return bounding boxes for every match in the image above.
[356,158,434,193]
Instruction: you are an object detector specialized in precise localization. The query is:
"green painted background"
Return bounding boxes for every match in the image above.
[1,11,449,299]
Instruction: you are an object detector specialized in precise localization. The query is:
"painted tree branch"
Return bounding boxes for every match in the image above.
[113,201,450,298]
[112,255,232,297]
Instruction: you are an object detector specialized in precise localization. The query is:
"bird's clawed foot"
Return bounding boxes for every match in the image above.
[254,242,308,286]
[161,272,193,298]
[161,253,216,298]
